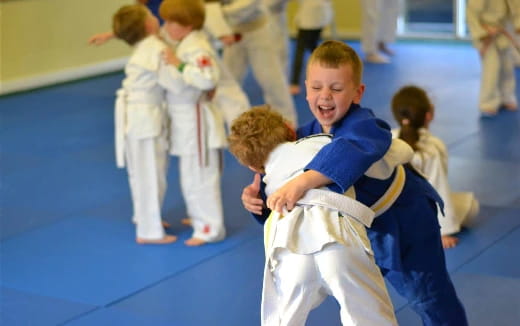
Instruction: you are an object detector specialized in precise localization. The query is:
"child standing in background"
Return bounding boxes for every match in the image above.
[229,106,398,325]
[289,0,334,95]
[113,4,176,244]
[158,0,227,246]
[391,85,480,249]
[466,0,520,117]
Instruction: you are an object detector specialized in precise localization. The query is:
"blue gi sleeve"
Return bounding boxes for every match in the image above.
[303,105,392,193]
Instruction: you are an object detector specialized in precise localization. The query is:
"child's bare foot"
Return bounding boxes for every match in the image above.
[181,218,191,226]
[442,235,459,249]
[503,102,518,111]
[162,220,171,228]
[136,235,177,244]
[185,237,206,246]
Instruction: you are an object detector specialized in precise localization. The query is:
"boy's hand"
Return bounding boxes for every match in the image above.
[206,88,217,101]
[219,35,236,46]
[267,170,332,213]
[482,24,500,36]
[88,32,114,46]
[241,173,264,215]
[267,177,306,213]
[162,48,181,67]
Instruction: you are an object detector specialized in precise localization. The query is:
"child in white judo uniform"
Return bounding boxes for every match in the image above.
[88,2,251,130]
[207,0,298,125]
[112,4,176,244]
[391,85,480,249]
[229,106,404,325]
[158,0,227,246]
[467,0,520,116]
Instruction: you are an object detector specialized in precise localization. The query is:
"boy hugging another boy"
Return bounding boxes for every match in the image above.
[228,105,419,325]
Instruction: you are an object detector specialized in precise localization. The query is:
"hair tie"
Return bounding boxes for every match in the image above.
[402,119,410,126]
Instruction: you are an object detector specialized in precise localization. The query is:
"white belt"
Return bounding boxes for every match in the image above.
[297,189,375,227]
[115,88,126,168]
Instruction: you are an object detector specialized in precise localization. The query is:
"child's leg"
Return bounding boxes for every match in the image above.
[316,242,397,325]
[243,24,297,125]
[269,248,327,325]
[360,0,382,55]
[479,43,502,114]
[382,228,468,326]
[222,39,249,85]
[126,136,174,243]
[179,150,225,245]
[499,47,517,109]
[290,29,321,90]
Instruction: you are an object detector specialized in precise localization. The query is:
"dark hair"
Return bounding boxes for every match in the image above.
[391,85,433,150]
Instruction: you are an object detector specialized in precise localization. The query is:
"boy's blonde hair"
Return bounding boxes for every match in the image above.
[228,105,296,171]
[159,0,205,29]
[112,4,148,46]
[307,40,363,86]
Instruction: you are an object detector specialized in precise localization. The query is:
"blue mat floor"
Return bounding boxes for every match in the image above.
[1,40,519,325]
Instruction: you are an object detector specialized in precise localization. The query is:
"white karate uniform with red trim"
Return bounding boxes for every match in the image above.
[159,30,227,242]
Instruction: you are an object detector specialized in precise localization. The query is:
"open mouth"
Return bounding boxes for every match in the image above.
[317,105,335,117]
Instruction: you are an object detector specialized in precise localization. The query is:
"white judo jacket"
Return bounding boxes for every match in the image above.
[115,35,167,168]
[159,30,227,160]
[393,128,477,235]
[467,0,520,50]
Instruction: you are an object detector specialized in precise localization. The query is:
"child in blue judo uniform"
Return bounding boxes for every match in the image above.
[241,40,468,326]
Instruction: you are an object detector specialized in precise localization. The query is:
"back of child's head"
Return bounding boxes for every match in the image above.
[228,105,296,171]
[113,4,148,46]
[159,0,205,29]
[307,40,363,86]
[391,85,433,150]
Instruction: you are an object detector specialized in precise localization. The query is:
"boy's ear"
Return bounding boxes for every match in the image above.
[352,83,365,104]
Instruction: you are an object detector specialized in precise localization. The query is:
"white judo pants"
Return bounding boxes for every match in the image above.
[223,22,297,125]
[479,43,517,111]
[179,149,226,242]
[269,242,397,326]
[269,10,290,76]
[360,0,399,55]
[214,62,251,130]
[126,134,168,240]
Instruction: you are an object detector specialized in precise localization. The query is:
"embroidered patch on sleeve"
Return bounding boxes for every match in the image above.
[197,56,212,68]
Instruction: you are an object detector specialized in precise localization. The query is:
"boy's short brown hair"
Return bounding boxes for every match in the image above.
[307,40,363,86]
[159,0,205,29]
[228,105,296,171]
[112,4,148,46]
